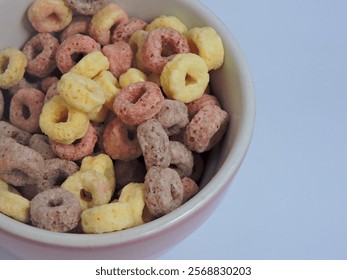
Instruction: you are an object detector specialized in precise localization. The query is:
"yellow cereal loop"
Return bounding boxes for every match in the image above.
[88,105,109,122]
[0,179,9,191]
[146,15,188,34]
[0,190,30,223]
[62,169,113,210]
[80,153,116,193]
[58,72,106,114]
[129,30,149,73]
[160,53,209,103]
[39,95,89,144]
[186,27,225,71]
[71,51,109,79]
[93,70,120,109]
[119,68,147,88]
[0,48,27,89]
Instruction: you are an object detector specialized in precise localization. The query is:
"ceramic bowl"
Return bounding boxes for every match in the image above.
[0,0,255,259]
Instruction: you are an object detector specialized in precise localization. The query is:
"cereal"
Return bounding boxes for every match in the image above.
[93,70,120,109]
[50,124,97,161]
[103,117,142,161]
[29,134,57,159]
[187,27,224,71]
[55,34,101,74]
[137,119,170,169]
[119,68,147,88]
[160,53,209,103]
[58,72,106,114]
[7,78,40,97]
[169,141,194,178]
[28,0,73,33]
[70,51,109,79]
[60,15,91,42]
[184,105,229,153]
[128,30,149,73]
[113,81,164,125]
[65,0,109,16]
[30,188,81,232]
[39,95,89,145]
[190,153,205,183]
[187,93,221,119]
[22,33,59,78]
[9,88,45,133]
[181,177,199,203]
[44,80,59,103]
[0,121,31,145]
[112,17,148,43]
[102,42,133,78]
[155,99,189,136]
[88,105,109,123]
[0,48,27,89]
[141,27,190,74]
[0,189,30,223]
[144,166,184,217]
[0,179,8,191]
[81,182,145,233]
[62,169,113,210]
[146,15,188,34]
[0,136,44,187]
[0,90,4,120]
[89,3,128,45]
[114,158,146,188]
[41,76,59,93]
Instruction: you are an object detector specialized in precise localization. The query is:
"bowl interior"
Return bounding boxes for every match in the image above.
[0,0,255,249]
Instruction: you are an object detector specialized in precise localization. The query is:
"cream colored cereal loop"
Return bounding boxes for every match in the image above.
[93,70,120,110]
[62,169,113,210]
[160,53,209,103]
[0,48,27,89]
[0,179,9,191]
[58,72,106,114]
[146,15,188,34]
[0,189,30,223]
[39,95,89,145]
[119,68,147,88]
[186,27,225,71]
[80,153,116,193]
[70,51,109,79]
[128,30,149,73]
[81,183,145,233]
[87,105,109,123]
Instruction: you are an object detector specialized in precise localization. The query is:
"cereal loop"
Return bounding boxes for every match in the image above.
[119,68,147,88]
[187,93,221,119]
[0,190,30,223]
[146,15,188,34]
[181,177,199,203]
[60,16,91,42]
[58,72,106,114]
[9,88,45,133]
[0,48,27,89]
[39,95,89,145]
[70,51,109,79]
[169,141,194,178]
[93,70,120,109]
[65,0,109,15]
[142,28,190,74]
[30,188,81,232]
[112,17,148,43]
[28,0,73,33]
[23,33,59,78]
[113,81,164,125]
[160,53,209,103]
[128,30,149,73]
[55,34,101,74]
[103,117,142,161]
[89,3,128,45]
[0,121,31,145]
[50,124,97,161]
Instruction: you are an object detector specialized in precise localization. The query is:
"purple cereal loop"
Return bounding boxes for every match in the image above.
[169,141,194,178]
[65,0,109,15]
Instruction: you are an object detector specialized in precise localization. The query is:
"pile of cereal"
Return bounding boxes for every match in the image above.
[0,0,229,234]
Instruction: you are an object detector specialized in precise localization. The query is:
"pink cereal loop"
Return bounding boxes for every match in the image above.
[60,16,91,42]
[112,17,148,43]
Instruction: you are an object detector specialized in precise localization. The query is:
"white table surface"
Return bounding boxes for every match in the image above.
[1,0,346,260]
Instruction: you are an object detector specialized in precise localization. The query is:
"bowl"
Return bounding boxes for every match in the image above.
[0,0,255,259]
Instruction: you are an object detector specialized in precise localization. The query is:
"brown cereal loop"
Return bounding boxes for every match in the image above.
[9,88,45,133]
[187,93,221,119]
[114,158,146,188]
[55,34,101,74]
[137,119,170,169]
[0,121,31,145]
[30,188,81,232]
[102,42,133,78]
[155,99,189,136]
[0,136,44,187]
[181,177,199,203]
[113,81,164,126]
[145,166,184,217]
[29,134,57,160]
[23,33,59,78]
[60,16,90,42]
[65,0,109,15]
[28,0,73,33]
[184,105,229,153]
[169,141,194,178]
[112,18,148,43]
[50,124,98,161]
[141,28,190,74]
[103,117,142,161]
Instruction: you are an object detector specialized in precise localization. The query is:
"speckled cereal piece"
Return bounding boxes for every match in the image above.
[169,141,194,178]
[0,121,32,145]
[60,16,91,42]
[29,134,57,160]
[112,17,148,43]
[181,177,199,203]
[114,158,146,188]
[187,93,221,119]
[65,0,109,16]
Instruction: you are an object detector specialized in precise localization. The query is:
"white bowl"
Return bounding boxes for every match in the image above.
[0,0,255,259]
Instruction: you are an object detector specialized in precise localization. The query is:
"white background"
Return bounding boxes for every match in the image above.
[1,0,346,259]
